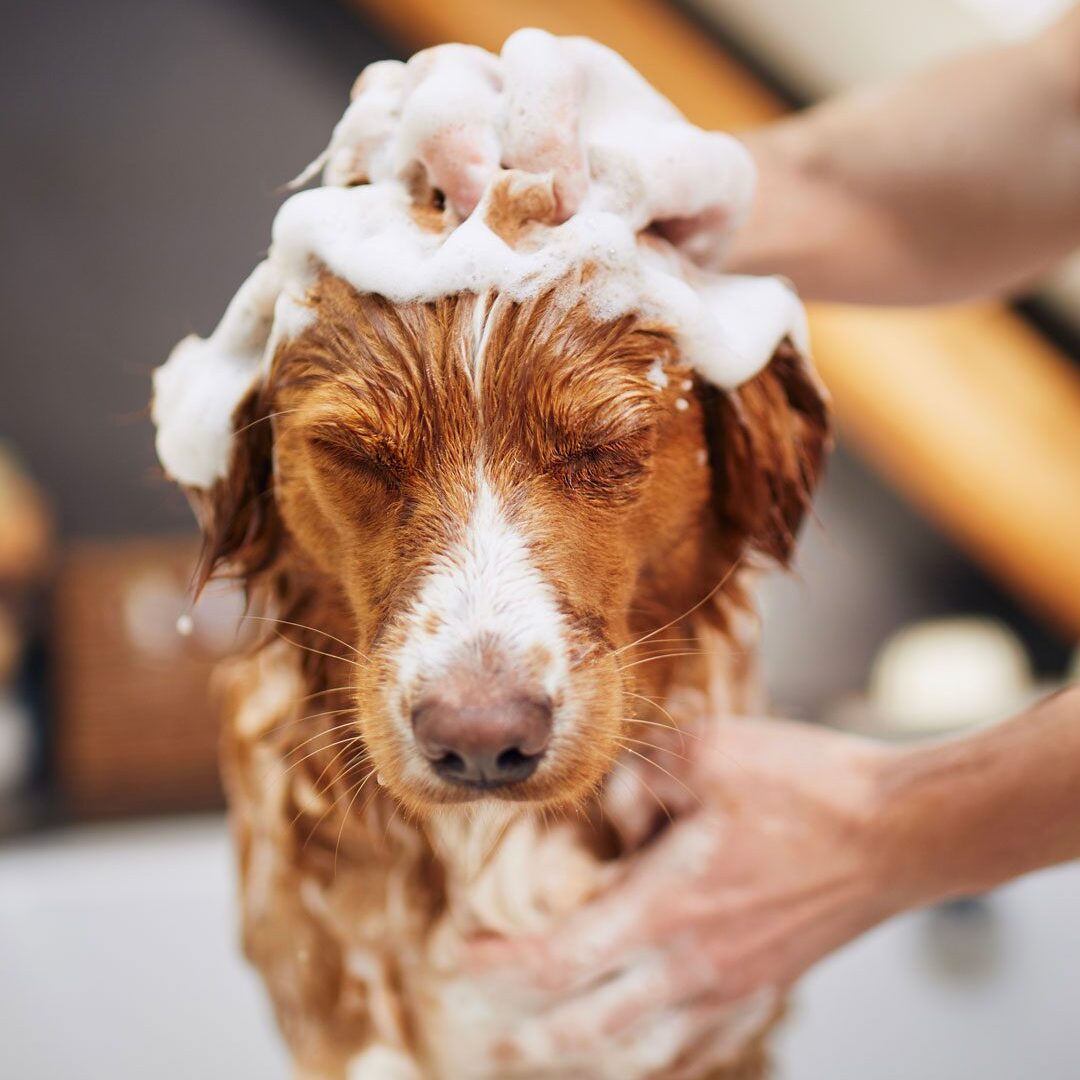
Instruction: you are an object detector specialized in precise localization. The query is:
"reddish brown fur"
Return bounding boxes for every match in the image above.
[187,262,829,1077]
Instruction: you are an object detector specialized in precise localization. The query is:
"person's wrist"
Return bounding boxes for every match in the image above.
[864,741,954,915]
[1037,7,1080,108]
[783,736,919,969]
[834,741,913,922]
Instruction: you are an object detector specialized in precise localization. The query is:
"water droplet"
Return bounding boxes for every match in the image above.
[176,613,194,637]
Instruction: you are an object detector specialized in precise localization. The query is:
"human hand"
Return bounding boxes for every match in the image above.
[466,715,901,1073]
[323,30,755,266]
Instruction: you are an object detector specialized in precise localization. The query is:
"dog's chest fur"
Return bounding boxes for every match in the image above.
[216,610,775,1080]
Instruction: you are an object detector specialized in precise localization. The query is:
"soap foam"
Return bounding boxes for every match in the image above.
[153,29,809,490]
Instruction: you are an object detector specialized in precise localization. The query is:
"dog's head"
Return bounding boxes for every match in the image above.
[183,257,828,816]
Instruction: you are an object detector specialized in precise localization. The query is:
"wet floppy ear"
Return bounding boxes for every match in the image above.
[700,339,831,566]
[188,384,282,595]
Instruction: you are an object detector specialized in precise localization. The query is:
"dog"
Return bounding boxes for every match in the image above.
[154,34,830,1079]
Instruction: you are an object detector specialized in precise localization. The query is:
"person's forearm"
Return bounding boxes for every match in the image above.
[877,685,1080,908]
[729,8,1080,304]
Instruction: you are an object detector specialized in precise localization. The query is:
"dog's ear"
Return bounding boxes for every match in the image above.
[188,384,282,596]
[701,340,831,566]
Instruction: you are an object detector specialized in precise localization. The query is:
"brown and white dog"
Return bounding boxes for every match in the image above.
[170,222,829,1075]
[155,34,830,1079]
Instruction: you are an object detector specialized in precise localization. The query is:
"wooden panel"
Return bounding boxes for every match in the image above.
[350,0,1080,636]
[810,303,1080,626]
[52,538,246,818]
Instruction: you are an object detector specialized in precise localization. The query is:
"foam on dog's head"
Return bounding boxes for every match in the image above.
[152,29,808,490]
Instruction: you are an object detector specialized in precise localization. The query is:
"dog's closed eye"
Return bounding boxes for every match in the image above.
[307,424,406,490]
[548,427,657,497]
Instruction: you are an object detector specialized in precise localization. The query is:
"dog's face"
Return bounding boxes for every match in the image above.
[194,273,827,816]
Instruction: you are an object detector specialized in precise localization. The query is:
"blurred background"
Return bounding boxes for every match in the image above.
[1,1,1078,1078]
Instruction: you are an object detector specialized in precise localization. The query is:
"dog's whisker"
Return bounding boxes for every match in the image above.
[287,743,369,830]
[580,639,712,674]
[613,759,674,826]
[615,742,702,808]
[622,716,696,756]
[624,644,703,659]
[268,628,364,668]
[333,767,380,876]
[625,636,702,649]
[567,801,597,839]
[282,724,358,765]
[258,699,359,741]
[243,614,367,661]
[298,768,364,854]
[613,556,744,656]
[622,690,696,744]
[270,709,357,748]
[626,704,751,781]
[232,407,301,437]
[616,639,706,663]
[617,650,710,672]
[278,725,358,768]
[290,684,357,706]
[283,733,365,776]
[616,733,692,766]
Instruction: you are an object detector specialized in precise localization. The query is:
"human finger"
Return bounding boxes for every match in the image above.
[500,28,589,220]
[398,44,503,215]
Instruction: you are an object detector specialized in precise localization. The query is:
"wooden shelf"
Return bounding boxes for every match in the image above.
[350,0,1080,638]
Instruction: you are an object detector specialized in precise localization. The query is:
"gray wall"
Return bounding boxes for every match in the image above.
[0,0,398,537]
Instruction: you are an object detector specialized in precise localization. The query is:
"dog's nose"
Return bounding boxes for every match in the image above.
[411,693,553,787]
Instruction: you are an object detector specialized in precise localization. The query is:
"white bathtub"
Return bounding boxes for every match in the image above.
[1,816,1077,1079]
